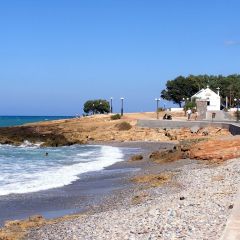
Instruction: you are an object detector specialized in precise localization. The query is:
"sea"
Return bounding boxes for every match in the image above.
[0,116,138,197]
[0,143,128,196]
[0,116,74,127]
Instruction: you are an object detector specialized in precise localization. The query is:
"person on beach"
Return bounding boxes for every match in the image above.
[186,108,192,120]
[195,111,198,120]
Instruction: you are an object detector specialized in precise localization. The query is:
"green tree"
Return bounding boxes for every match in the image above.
[83,99,110,115]
[161,76,199,107]
[161,74,240,108]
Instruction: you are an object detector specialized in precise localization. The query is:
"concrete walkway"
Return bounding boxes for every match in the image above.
[137,119,240,135]
[221,189,240,240]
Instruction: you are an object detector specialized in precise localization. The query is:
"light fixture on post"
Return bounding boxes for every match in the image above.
[155,98,160,119]
[92,103,95,115]
[110,97,113,113]
[120,97,124,116]
[182,97,185,105]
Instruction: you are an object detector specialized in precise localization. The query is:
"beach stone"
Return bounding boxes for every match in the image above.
[202,130,209,136]
[190,126,200,134]
[130,155,143,161]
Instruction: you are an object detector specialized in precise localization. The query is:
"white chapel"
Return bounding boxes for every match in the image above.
[191,86,221,111]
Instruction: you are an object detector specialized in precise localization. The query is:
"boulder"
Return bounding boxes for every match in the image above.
[130,154,143,161]
[190,126,200,134]
[189,136,240,161]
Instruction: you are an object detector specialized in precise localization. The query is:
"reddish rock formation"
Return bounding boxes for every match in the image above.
[189,136,240,161]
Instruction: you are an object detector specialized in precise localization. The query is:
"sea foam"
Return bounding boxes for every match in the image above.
[0,145,124,196]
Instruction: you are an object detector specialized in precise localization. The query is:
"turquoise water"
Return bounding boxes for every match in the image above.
[0,116,74,127]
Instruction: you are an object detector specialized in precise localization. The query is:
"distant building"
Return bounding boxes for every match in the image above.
[191,86,220,111]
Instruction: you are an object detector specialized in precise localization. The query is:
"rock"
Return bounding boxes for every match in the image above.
[130,154,143,161]
[202,130,209,136]
[189,136,240,161]
[228,204,234,209]
[190,126,200,134]
[180,197,185,200]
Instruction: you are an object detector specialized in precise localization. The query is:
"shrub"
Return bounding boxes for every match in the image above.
[183,101,196,112]
[111,114,121,120]
[116,121,132,131]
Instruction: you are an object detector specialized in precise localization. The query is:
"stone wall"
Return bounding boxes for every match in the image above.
[137,119,240,136]
[196,100,207,120]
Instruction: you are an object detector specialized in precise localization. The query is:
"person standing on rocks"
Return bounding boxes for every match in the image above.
[186,108,192,120]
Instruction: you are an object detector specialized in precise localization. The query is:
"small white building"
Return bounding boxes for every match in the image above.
[191,86,221,111]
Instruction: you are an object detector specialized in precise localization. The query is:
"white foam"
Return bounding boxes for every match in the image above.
[76,151,95,157]
[0,146,124,196]
[19,140,43,148]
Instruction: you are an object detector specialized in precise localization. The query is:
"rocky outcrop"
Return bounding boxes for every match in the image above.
[0,115,232,147]
[148,136,240,163]
[149,148,183,163]
[189,136,240,161]
[0,126,83,147]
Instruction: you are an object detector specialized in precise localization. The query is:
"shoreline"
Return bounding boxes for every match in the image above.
[0,141,175,228]
[26,156,240,240]
[0,140,240,239]
[0,114,239,239]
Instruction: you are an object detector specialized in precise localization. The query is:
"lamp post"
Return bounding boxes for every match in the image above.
[155,98,160,119]
[99,101,102,114]
[182,97,189,105]
[110,97,113,113]
[92,103,95,115]
[234,98,240,122]
[120,97,124,116]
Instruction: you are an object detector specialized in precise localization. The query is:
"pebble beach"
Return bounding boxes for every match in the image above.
[26,154,240,240]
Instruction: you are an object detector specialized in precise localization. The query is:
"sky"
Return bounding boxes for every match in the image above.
[0,0,240,115]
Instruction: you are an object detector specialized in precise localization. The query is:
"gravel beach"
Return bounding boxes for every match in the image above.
[26,149,240,239]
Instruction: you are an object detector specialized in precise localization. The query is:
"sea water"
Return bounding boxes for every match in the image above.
[0,143,127,196]
[0,116,74,127]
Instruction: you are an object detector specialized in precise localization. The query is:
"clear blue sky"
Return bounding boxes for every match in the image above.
[0,0,240,115]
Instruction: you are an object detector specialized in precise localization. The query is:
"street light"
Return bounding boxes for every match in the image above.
[120,97,124,116]
[92,103,95,115]
[110,97,113,113]
[99,102,102,114]
[155,98,160,119]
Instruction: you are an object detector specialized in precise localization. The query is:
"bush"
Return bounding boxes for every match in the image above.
[183,101,196,112]
[111,114,121,120]
[116,121,132,131]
